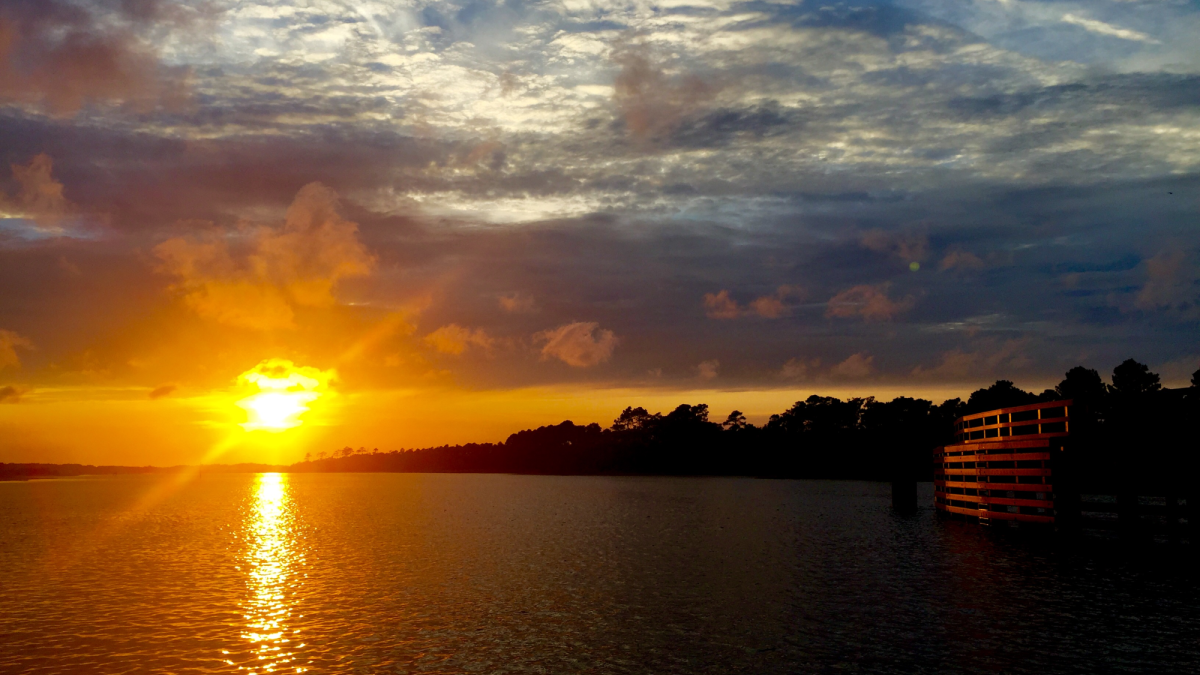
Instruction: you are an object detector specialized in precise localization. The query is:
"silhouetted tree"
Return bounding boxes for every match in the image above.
[1109,359,1161,399]
[1056,366,1106,404]
[611,406,659,431]
[965,380,1037,413]
[722,410,747,430]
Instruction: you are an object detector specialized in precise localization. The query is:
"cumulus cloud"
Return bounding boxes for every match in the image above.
[154,183,375,330]
[0,0,194,114]
[861,229,929,266]
[423,324,495,355]
[705,286,803,319]
[911,339,1032,380]
[1135,250,1196,312]
[148,384,176,399]
[0,154,71,228]
[825,284,915,322]
[750,285,804,318]
[611,40,714,141]
[498,293,535,313]
[697,359,719,380]
[939,249,986,273]
[703,290,741,319]
[535,322,618,367]
[779,357,816,381]
[0,329,33,370]
[830,353,874,380]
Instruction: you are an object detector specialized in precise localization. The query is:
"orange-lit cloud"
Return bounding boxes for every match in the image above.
[612,40,714,141]
[0,329,32,369]
[939,249,986,272]
[830,353,874,379]
[0,1,192,114]
[498,292,535,313]
[0,384,21,403]
[0,154,70,228]
[705,286,803,319]
[536,322,618,367]
[826,284,915,321]
[423,324,495,355]
[703,290,741,319]
[779,357,818,381]
[1136,250,1195,311]
[148,384,176,399]
[154,183,375,330]
[861,229,929,265]
[697,359,719,380]
[911,339,1031,380]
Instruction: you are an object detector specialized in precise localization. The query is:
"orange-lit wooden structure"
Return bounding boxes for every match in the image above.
[933,400,1071,525]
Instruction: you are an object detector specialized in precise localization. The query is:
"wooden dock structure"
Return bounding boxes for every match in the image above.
[933,400,1068,525]
[933,398,1194,541]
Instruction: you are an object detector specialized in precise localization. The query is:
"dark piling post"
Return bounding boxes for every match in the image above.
[1117,490,1141,539]
[1165,493,1181,544]
[892,479,917,514]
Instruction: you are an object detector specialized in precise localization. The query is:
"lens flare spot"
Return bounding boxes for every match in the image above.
[235,359,334,432]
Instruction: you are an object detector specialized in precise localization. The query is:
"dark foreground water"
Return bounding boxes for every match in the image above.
[1,474,1197,674]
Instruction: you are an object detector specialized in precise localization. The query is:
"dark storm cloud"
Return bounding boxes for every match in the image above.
[2,0,1199,391]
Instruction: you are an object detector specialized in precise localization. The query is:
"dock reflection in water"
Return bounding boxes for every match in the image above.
[233,473,307,674]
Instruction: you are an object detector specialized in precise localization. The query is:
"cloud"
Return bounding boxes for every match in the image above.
[861,229,929,265]
[0,154,71,228]
[706,286,803,319]
[825,284,915,321]
[1061,14,1159,44]
[697,359,719,380]
[148,384,176,399]
[939,249,986,273]
[0,384,23,403]
[423,324,495,355]
[154,183,375,330]
[703,290,741,319]
[0,329,33,370]
[535,322,618,367]
[1135,250,1196,312]
[830,353,874,380]
[498,293,535,313]
[611,40,714,141]
[749,285,804,318]
[0,0,194,114]
[911,339,1032,380]
[779,357,816,381]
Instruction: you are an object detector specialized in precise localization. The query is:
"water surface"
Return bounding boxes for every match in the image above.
[1,473,1196,674]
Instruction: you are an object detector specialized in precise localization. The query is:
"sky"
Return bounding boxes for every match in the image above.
[1,0,1198,465]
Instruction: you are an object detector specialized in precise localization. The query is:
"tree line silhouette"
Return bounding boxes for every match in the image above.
[2,358,1192,482]
[295,359,1199,482]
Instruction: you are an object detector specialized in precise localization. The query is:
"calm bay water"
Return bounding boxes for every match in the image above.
[1,473,1197,674]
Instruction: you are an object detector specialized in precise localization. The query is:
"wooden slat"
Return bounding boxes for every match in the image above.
[938,504,982,518]
[982,496,1054,508]
[956,399,1074,424]
[977,468,1051,476]
[977,481,1051,491]
[943,439,1053,452]
[979,510,1055,524]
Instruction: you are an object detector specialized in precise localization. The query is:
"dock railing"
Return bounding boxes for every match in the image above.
[934,400,1071,525]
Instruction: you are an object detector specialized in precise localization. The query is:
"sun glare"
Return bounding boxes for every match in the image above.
[236,359,334,432]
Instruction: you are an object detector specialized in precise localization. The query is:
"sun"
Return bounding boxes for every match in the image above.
[235,359,334,432]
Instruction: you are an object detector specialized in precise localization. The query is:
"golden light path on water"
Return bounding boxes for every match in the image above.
[231,473,308,674]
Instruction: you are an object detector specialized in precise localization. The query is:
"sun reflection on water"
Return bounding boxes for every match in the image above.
[236,473,307,674]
